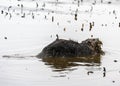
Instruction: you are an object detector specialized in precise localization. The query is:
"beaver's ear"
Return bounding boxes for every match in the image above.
[93,39,95,41]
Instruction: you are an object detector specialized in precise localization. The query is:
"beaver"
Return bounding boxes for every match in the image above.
[37,38,104,58]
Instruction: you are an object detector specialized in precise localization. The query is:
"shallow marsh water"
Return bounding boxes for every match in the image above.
[0,0,120,86]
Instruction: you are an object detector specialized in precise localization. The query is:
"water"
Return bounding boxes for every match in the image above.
[0,0,120,86]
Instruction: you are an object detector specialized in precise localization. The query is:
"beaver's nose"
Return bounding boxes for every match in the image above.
[99,41,103,45]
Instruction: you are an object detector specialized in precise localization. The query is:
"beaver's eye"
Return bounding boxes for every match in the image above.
[87,41,91,45]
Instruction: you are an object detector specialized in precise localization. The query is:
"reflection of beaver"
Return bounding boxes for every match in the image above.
[41,55,101,71]
[37,38,104,58]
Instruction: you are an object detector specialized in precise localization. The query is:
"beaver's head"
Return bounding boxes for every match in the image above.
[82,38,104,54]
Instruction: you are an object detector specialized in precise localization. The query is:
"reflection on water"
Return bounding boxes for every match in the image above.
[41,55,101,71]
[2,54,102,72]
